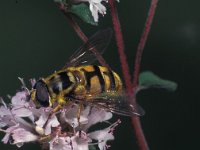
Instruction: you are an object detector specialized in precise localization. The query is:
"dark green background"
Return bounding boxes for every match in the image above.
[0,0,199,150]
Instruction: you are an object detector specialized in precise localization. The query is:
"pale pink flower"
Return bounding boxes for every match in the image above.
[50,131,89,150]
[35,113,60,135]
[0,79,120,150]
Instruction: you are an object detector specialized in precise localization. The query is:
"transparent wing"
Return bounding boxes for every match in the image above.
[90,93,145,116]
[65,28,112,67]
[68,92,145,117]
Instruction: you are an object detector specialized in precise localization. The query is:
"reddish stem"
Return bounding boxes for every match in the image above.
[58,4,109,68]
[108,0,133,95]
[65,14,88,42]
[131,1,158,150]
[66,14,110,68]
[132,0,158,88]
[109,0,158,150]
[132,116,149,150]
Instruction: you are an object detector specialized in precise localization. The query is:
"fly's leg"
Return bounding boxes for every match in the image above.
[76,103,84,137]
[52,104,62,113]
[77,103,84,127]
[38,135,51,143]
[41,104,63,132]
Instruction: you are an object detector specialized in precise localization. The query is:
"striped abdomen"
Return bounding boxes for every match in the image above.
[44,65,123,100]
[70,65,123,97]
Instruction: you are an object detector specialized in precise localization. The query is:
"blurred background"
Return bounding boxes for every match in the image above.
[0,0,199,150]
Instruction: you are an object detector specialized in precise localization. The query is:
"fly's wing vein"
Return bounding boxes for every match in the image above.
[65,28,112,67]
[67,92,145,117]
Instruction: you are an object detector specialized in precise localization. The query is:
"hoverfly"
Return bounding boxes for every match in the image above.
[30,28,144,120]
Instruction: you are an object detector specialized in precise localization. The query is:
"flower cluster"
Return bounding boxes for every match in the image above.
[0,80,120,150]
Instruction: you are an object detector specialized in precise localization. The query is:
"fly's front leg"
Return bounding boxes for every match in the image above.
[42,105,62,129]
[52,94,68,113]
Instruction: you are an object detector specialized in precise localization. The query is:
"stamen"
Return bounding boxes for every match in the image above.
[18,77,26,89]
[0,128,8,133]
[69,138,73,150]
[0,97,7,108]
[71,123,76,135]
[105,144,111,149]
[108,119,121,133]
[29,78,36,88]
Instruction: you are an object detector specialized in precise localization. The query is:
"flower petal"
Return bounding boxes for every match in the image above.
[88,119,121,150]
[11,91,34,118]
[63,106,90,128]
[50,136,72,150]
[11,91,29,106]
[89,128,114,150]
[1,124,19,144]
[88,128,114,141]
[44,114,60,135]
[35,113,49,128]
[71,131,89,150]
[83,108,112,130]
[12,128,38,147]
[12,107,33,118]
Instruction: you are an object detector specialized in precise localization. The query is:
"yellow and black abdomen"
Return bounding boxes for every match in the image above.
[69,65,123,97]
[42,65,122,104]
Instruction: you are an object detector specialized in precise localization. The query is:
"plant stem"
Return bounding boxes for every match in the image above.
[131,1,158,150]
[57,4,109,68]
[66,14,110,68]
[132,116,149,150]
[132,0,158,88]
[65,14,88,42]
[109,0,158,150]
[108,0,133,95]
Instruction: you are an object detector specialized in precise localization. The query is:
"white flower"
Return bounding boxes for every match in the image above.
[50,136,72,150]
[1,124,19,144]
[35,113,60,135]
[88,0,107,22]
[1,124,38,147]
[88,119,121,150]
[74,0,108,22]
[82,107,112,131]
[11,91,33,118]
[50,131,89,150]
[79,0,120,22]
[61,105,90,128]
[11,128,38,147]
[54,0,120,22]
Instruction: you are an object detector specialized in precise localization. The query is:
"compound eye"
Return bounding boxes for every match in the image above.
[34,80,50,107]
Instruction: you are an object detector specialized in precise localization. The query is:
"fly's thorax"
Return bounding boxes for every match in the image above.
[44,70,76,100]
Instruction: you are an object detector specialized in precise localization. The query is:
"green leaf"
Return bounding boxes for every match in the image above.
[139,71,177,91]
[69,3,98,26]
[89,145,97,150]
[53,0,69,5]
